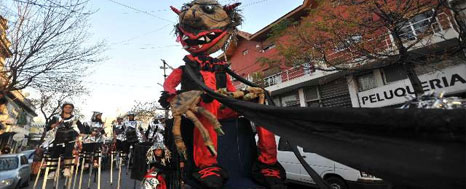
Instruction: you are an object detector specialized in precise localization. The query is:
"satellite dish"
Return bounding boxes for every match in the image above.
[13,133,25,142]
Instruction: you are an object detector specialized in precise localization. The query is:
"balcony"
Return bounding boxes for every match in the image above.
[263,63,314,87]
[262,11,459,89]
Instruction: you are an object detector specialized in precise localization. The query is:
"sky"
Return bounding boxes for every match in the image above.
[25,0,303,122]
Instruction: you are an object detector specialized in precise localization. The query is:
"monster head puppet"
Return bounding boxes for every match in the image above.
[171,0,242,55]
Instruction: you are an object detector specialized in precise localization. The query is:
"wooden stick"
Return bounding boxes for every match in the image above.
[33,158,45,188]
[117,153,123,189]
[97,152,101,189]
[78,154,86,189]
[72,155,81,189]
[87,154,94,189]
[110,152,113,185]
[55,156,61,189]
[66,158,75,189]
[42,159,50,189]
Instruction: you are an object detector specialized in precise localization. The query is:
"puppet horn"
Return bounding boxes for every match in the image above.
[223,3,241,11]
[170,6,181,15]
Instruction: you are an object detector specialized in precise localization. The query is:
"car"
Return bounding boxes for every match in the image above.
[0,154,31,189]
[19,150,35,165]
[276,136,390,189]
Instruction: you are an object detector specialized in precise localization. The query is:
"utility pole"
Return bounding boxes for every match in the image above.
[160,59,172,119]
[159,59,180,189]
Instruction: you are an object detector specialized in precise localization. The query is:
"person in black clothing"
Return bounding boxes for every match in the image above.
[1,146,11,154]
[112,117,127,153]
[142,142,172,189]
[81,111,106,167]
[41,102,81,178]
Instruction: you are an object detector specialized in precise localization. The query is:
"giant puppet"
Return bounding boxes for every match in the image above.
[160,0,285,188]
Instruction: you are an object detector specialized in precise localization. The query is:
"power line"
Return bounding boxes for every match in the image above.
[110,24,171,46]
[84,80,160,89]
[241,0,272,8]
[106,0,176,24]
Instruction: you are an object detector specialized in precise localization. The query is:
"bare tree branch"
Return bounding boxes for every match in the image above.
[1,0,104,93]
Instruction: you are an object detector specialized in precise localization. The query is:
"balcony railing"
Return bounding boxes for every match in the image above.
[261,12,457,88]
[398,12,454,42]
[263,63,314,87]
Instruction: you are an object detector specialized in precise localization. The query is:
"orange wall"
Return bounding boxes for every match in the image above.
[229,38,280,77]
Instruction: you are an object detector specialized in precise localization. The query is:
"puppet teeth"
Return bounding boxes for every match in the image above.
[198,45,203,48]
[198,36,206,42]
[182,35,189,40]
[205,37,211,42]
[210,32,216,36]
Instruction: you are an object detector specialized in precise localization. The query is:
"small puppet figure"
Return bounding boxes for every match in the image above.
[142,142,172,189]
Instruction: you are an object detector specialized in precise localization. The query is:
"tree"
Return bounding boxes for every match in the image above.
[129,100,164,124]
[265,0,465,96]
[31,77,87,125]
[31,76,87,142]
[0,0,104,93]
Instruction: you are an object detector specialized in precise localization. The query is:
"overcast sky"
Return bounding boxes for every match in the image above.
[23,0,302,122]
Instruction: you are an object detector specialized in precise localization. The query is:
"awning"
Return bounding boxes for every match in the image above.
[1,125,30,135]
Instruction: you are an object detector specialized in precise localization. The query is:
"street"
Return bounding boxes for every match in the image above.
[27,168,315,189]
[27,166,144,189]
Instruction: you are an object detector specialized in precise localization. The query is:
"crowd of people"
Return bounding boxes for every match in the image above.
[35,102,170,188]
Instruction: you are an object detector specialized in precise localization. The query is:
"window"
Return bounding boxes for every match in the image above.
[263,44,276,51]
[20,156,28,165]
[242,49,248,56]
[357,72,378,91]
[334,35,362,52]
[399,10,436,41]
[280,91,299,107]
[278,138,292,151]
[304,86,321,107]
[383,64,407,83]
[0,157,18,171]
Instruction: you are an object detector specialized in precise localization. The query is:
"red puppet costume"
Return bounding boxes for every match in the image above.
[160,0,286,188]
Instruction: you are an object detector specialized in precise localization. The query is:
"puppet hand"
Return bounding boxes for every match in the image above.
[243,87,264,101]
[216,88,231,96]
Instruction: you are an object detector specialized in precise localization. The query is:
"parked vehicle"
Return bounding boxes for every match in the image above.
[276,136,390,189]
[0,154,30,189]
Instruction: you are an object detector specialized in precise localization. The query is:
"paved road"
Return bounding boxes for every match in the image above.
[27,167,314,189]
[27,166,142,189]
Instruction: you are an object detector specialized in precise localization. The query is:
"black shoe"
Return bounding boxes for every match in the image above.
[192,165,228,189]
[252,161,287,189]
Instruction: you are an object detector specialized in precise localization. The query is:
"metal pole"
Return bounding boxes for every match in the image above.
[161,59,170,120]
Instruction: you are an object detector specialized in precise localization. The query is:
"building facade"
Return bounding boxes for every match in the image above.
[226,0,466,109]
[0,16,37,153]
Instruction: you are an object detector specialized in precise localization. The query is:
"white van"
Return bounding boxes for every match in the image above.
[276,136,390,189]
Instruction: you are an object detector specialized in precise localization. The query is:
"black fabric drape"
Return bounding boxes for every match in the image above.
[226,67,331,189]
[185,64,466,188]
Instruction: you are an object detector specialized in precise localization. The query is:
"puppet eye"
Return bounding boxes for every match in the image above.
[202,5,214,14]
[181,5,191,11]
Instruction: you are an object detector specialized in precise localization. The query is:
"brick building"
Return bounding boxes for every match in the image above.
[225,0,466,108]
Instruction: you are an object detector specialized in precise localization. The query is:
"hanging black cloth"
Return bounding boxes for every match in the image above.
[183,63,466,189]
